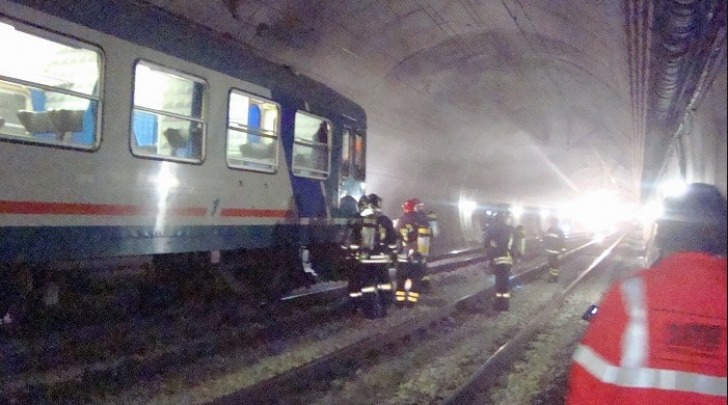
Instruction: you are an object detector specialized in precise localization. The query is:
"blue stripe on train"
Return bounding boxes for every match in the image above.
[0,223,347,263]
[0,224,287,263]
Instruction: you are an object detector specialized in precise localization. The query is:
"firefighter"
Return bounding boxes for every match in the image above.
[366,193,397,311]
[483,207,514,311]
[340,195,370,313]
[356,193,397,318]
[566,182,727,404]
[394,198,433,308]
[543,216,565,282]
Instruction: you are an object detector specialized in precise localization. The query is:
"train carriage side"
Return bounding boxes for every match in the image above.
[272,84,367,281]
[0,0,366,301]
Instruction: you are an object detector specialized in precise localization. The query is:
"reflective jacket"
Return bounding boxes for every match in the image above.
[395,211,432,263]
[358,207,397,264]
[483,221,513,266]
[566,252,727,404]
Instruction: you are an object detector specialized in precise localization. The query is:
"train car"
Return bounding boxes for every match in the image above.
[0,0,367,302]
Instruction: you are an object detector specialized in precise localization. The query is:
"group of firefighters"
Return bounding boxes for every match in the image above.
[481,205,566,311]
[341,194,437,319]
[341,195,571,318]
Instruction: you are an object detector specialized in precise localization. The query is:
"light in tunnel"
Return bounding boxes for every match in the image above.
[511,204,524,220]
[457,192,480,242]
[564,190,634,233]
[639,199,664,225]
[660,179,687,198]
[458,198,477,214]
[540,208,553,220]
[633,179,686,227]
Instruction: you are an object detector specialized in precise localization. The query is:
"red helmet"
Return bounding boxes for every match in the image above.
[402,198,422,213]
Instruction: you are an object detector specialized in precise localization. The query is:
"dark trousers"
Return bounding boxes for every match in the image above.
[360,263,389,318]
[493,263,511,311]
[346,259,365,297]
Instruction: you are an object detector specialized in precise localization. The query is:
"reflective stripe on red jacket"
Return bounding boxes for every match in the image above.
[566,252,727,404]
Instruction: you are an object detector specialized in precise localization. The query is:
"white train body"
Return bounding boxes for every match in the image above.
[0,0,367,286]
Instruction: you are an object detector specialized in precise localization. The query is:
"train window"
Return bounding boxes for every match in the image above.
[338,128,365,181]
[226,89,279,173]
[340,128,352,178]
[353,129,366,180]
[0,21,101,149]
[131,60,206,162]
[293,111,331,179]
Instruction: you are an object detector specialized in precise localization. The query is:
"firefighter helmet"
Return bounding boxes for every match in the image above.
[358,195,370,211]
[655,183,727,255]
[403,198,421,213]
[367,193,382,209]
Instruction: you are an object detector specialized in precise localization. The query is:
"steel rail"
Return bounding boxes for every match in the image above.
[204,235,607,405]
[439,234,626,405]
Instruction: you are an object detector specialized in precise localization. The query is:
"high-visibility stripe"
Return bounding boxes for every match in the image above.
[349,292,362,298]
[377,284,392,290]
[494,257,513,265]
[495,292,511,298]
[360,254,392,264]
[361,286,377,293]
[620,277,648,367]
[573,344,727,397]
[545,249,561,254]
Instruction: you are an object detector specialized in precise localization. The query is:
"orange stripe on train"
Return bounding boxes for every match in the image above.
[0,200,206,216]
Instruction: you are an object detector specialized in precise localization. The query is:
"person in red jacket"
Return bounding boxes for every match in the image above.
[565,182,727,404]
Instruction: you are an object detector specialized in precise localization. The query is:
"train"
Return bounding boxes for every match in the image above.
[0,0,369,302]
[0,0,615,318]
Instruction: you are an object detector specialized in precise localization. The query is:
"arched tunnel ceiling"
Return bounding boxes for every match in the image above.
[145,0,725,207]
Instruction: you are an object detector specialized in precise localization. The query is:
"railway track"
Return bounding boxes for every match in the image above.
[440,236,625,404]
[0,234,603,404]
[0,243,497,403]
[200,236,608,405]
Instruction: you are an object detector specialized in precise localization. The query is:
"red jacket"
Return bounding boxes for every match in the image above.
[566,252,727,404]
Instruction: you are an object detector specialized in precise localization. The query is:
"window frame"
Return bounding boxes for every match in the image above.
[292,110,332,180]
[0,18,103,151]
[351,128,366,181]
[130,59,208,164]
[225,88,280,173]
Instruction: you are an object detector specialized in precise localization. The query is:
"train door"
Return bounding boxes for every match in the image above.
[336,125,366,217]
